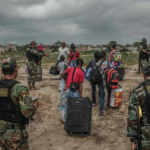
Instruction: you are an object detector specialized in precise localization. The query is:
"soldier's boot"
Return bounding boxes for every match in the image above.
[28,84,32,90]
[32,84,39,90]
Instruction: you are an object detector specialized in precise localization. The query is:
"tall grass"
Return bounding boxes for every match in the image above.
[0,51,138,68]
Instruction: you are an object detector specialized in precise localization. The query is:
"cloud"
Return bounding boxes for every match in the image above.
[0,0,150,45]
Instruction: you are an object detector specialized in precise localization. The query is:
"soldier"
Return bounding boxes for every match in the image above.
[139,38,150,79]
[0,58,39,150]
[26,41,49,90]
[127,63,150,150]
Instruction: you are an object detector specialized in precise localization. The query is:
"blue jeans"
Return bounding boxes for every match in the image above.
[70,60,76,67]
[59,79,65,91]
[90,82,96,104]
[66,89,80,97]
[99,85,105,111]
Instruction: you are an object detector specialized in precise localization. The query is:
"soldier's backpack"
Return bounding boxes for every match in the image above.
[103,68,119,89]
[26,48,30,58]
[113,51,122,62]
[90,60,105,85]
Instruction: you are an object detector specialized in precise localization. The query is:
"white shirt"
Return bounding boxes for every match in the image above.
[57,47,70,60]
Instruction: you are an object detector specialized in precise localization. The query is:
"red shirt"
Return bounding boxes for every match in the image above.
[65,67,84,90]
[69,51,80,63]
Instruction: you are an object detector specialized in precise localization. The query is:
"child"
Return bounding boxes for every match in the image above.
[58,55,67,92]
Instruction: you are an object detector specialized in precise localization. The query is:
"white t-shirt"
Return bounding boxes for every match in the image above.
[57,47,70,60]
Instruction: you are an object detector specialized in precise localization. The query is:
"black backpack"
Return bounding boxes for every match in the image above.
[90,60,105,85]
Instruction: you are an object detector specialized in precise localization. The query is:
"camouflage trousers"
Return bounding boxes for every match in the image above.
[142,139,150,150]
[36,65,42,81]
[141,59,149,73]
[0,129,30,150]
[27,61,37,85]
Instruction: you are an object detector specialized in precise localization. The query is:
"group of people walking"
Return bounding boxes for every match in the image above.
[0,38,150,149]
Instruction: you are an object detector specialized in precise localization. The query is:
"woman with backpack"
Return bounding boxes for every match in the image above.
[69,44,80,67]
[109,44,123,68]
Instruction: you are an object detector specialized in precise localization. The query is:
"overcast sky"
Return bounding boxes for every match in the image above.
[0,0,150,46]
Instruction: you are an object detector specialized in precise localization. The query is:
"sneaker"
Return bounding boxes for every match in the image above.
[92,103,96,107]
[100,110,106,115]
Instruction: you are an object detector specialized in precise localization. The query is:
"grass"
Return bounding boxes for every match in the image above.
[0,51,138,69]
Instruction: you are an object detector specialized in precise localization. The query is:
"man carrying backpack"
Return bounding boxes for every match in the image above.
[90,51,108,115]
[127,63,150,150]
[86,52,100,107]
[109,44,123,68]
[61,59,84,97]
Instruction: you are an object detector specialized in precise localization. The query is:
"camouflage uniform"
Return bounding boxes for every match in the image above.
[0,58,37,150]
[27,41,46,85]
[36,50,43,81]
[36,65,42,81]
[127,63,150,149]
[140,38,150,72]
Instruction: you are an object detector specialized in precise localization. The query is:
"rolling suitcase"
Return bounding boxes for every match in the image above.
[64,97,92,135]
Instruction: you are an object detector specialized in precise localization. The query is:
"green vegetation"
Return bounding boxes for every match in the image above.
[0,51,138,69]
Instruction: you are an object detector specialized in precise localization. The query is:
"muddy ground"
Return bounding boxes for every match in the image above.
[1,63,142,150]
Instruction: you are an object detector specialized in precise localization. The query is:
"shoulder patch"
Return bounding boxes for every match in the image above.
[0,88,8,97]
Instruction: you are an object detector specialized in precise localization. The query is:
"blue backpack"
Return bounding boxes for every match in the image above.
[85,60,96,81]
[85,67,92,81]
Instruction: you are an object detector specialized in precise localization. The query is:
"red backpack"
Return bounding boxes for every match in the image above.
[103,68,119,89]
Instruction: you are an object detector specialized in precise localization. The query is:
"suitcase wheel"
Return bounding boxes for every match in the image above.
[68,132,72,136]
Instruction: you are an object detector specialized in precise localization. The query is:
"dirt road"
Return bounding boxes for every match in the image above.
[1,64,142,150]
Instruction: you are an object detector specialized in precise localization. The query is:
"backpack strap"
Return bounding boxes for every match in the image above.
[99,60,105,71]
[72,67,76,82]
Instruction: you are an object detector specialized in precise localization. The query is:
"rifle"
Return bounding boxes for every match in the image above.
[139,60,141,74]
[127,106,142,150]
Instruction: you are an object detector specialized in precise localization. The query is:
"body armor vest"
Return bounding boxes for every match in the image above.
[140,45,149,61]
[26,47,39,64]
[0,79,29,125]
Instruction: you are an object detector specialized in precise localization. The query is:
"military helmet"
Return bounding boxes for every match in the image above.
[143,63,150,76]
[30,41,36,45]
[141,38,147,45]
[2,58,17,70]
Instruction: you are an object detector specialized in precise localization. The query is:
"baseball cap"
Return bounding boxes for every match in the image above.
[70,44,76,49]
[76,59,83,65]
[2,58,18,69]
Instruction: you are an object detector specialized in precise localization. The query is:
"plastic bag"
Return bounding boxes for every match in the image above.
[110,85,122,107]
